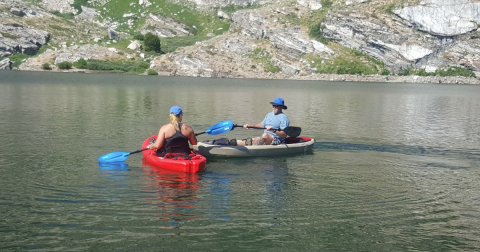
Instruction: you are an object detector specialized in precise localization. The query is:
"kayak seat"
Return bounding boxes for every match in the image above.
[285,137,307,144]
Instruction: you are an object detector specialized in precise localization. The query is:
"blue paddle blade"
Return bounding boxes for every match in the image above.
[98,152,130,163]
[206,120,234,135]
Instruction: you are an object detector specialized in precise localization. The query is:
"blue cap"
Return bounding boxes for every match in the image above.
[269,97,287,109]
[169,106,183,115]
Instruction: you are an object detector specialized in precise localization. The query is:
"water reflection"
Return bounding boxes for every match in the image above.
[204,171,233,221]
[141,159,201,226]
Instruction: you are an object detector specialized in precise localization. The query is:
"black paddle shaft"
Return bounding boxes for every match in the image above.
[130,148,148,155]
[234,124,301,137]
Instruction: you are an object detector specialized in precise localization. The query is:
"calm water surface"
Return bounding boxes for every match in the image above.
[1,71,480,251]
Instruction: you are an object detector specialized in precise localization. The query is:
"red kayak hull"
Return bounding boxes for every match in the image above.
[142,135,207,173]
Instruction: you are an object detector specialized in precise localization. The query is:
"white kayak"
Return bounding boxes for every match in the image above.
[192,137,315,158]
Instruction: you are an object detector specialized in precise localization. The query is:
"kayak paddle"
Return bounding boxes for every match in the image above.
[98,148,147,163]
[98,120,235,163]
[195,120,234,136]
[234,124,302,137]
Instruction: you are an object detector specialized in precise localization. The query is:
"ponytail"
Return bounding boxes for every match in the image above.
[170,113,180,131]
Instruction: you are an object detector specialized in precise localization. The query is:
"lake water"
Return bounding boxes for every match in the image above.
[1,71,480,251]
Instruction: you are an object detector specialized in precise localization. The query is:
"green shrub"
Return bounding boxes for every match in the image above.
[73,58,87,69]
[439,67,476,77]
[42,63,52,70]
[381,69,390,75]
[133,33,144,41]
[309,22,329,44]
[57,61,73,69]
[265,62,281,73]
[143,32,161,53]
[77,59,150,74]
[397,66,475,77]
[147,69,158,75]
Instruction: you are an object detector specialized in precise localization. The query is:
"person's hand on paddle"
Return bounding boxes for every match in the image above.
[265,126,277,133]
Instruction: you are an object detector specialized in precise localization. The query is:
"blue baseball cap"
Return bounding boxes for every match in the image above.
[269,97,287,109]
[169,105,183,115]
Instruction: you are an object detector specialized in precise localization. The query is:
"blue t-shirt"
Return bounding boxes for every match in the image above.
[261,112,290,140]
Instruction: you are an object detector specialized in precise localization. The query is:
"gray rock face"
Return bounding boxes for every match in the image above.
[141,14,191,37]
[220,36,253,54]
[108,29,121,41]
[75,6,99,20]
[0,23,49,57]
[187,0,273,8]
[40,0,77,14]
[322,11,473,73]
[394,0,480,36]
[0,58,13,70]
[231,11,334,59]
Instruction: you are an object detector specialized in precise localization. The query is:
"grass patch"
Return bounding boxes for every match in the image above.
[303,45,389,75]
[160,36,211,53]
[99,0,230,37]
[49,24,70,31]
[248,47,281,73]
[308,0,336,42]
[51,11,74,20]
[7,44,52,68]
[72,0,91,14]
[384,4,395,14]
[1,32,21,39]
[398,67,476,77]
[74,59,150,74]
[214,3,261,14]
[8,53,31,68]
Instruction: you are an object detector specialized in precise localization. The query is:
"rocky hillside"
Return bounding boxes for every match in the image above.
[1,0,480,84]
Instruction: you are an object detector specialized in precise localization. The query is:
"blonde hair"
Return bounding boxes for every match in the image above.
[169,113,181,131]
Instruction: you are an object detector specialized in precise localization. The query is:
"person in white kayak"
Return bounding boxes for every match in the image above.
[236,97,290,146]
[146,106,198,156]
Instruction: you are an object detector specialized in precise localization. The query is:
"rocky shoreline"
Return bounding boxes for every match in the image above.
[4,67,480,85]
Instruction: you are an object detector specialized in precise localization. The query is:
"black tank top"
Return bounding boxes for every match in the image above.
[156,123,191,156]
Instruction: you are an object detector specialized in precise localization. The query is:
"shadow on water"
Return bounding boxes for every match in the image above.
[314,141,480,168]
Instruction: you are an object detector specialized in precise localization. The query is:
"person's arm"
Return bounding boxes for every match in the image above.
[274,129,287,137]
[183,124,198,145]
[243,122,263,129]
[148,126,166,149]
[273,115,289,138]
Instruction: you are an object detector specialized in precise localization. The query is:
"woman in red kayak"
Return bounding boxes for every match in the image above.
[146,106,198,156]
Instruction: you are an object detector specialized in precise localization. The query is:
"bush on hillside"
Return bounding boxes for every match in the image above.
[42,63,52,70]
[73,58,87,69]
[57,61,73,69]
[144,32,161,53]
[133,34,144,41]
[147,69,158,75]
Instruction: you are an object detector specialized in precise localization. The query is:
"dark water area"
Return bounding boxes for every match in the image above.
[1,71,480,251]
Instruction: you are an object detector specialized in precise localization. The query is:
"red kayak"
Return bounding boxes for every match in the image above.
[141,135,207,173]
